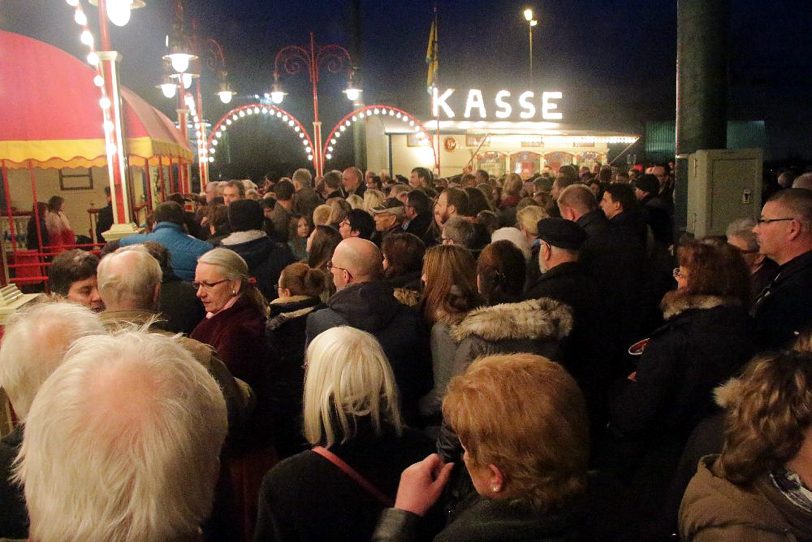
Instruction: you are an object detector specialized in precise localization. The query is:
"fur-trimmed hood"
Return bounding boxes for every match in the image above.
[713,377,743,409]
[393,287,421,307]
[450,297,573,343]
[661,292,742,321]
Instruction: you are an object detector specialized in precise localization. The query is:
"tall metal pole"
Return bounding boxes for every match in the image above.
[176,87,188,193]
[98,0,132,225]
[309,33,324,177]
[528,23,533,82]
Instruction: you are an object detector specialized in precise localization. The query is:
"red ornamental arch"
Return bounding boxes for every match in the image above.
[323,105,438,170]
[206,103,317,169]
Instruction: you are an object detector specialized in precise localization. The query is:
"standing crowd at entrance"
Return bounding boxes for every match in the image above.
[1,164,811,541]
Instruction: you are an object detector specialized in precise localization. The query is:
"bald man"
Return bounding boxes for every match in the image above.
[305,237,431,423]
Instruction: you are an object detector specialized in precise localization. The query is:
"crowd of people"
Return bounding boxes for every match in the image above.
[1,163,811,541]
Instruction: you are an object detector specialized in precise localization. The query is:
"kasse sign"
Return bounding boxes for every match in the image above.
[431,88,564,120]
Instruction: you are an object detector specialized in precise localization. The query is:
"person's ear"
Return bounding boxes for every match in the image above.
[486,463,505,494]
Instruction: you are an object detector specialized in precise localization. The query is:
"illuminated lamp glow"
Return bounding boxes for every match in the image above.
[345,121,351,127]
[358,112,365,118]
[208,156,215,163]
[305,147,312,153]
[226,119,232,125]
[99,96,111,109]
[339,126,346,132]
[395,112,402,118]
[288,120,294,127]
[330,138,337,145]
[80,30,94,46]
[344,88,361,101]
[87,52,99,66]
[282,115,289,122]
[106,143,117,155]
[352,115,358,121]
[389,109,395,115]
[298,133,305,139]
[307,154,313,161]
[103,120,114,133]
[74,9,87,25]
[409,120,415,126]
[93,75,104,87]
[212,139,218,146]
[334,132,341,139]
[373,108,379,115]
[159,82,176,98]
[238,111,245,117]
[246,109,253,115]
[326,153,332,159]
[294,126,301,132]
[261,107,268,114]
[217,91,233,104]
[66,0,79,5]
[327,146,334,152]
[106,0,133,27]
[253,107,260,114]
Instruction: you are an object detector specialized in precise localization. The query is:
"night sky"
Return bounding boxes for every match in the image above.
[2,0,811,179]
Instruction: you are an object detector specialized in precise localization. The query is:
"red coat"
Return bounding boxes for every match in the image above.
[190,294,267,389]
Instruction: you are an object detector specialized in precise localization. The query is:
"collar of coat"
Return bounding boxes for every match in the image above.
[221,229,267,246]
[660,291,741,321]
[450,297,573,343]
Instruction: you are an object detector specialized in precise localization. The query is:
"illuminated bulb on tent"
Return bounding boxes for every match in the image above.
[99,96,111,109]
[93,75,104,87]
[66,0,79,6]
[80,30,94,46]
[87,52,99,66]
[74,9,87,25]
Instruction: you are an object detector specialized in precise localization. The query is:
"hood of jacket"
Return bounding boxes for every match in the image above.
[327,280,402,332]
[450,297,573,343]
[267,295,322,330]
[661,292,742,321]
[225,235,282,270]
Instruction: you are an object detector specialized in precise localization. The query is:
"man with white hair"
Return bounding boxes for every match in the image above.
[726,217,779,300]
[306,237,431,423]
[0,302,105,539]
[15,330,228,542]
[97,245,252,432]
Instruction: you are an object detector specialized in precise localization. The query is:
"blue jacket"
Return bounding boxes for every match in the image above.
[119,222,212,281]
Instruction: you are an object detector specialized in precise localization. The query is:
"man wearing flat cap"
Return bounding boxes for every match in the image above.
[370,197,405,246]
[523,217,607,435]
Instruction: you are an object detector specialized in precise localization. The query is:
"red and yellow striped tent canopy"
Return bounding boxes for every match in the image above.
[0,30,192,169]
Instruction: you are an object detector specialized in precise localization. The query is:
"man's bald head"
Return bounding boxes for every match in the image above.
[97,246,162,311]
[331,237,383,288]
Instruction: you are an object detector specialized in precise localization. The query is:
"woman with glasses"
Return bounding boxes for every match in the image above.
[189,247,273,541]
[607,241,755,538]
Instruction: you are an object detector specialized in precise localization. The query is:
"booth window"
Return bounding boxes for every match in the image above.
[59,168,94,191]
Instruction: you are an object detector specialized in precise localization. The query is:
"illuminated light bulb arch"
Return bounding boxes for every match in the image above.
[206,103,316,167]
[185,93,209,169]
[323,105,438,169]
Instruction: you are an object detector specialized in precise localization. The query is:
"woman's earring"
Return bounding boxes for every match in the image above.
[231,290,237,296]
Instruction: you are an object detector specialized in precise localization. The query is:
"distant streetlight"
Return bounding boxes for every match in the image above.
[523,8,538,81]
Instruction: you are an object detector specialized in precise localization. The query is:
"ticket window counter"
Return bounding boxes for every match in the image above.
[474,151,507,177]
[509,152,543,180]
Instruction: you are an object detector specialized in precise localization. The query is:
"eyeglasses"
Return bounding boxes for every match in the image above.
[327,261,352,279]
[192,279,229,290]
[757,217,795,224]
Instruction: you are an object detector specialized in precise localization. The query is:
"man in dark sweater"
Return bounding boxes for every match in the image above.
[306,238,431,423]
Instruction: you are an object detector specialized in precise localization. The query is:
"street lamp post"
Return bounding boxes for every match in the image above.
[523,8,538,82]
[271,32,360,177]
[89,0,143,239]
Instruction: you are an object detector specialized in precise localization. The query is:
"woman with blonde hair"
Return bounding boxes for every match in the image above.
[255,326,433,542]
[680,350,812,541]
[363,189,387,212]
[373,353,591,541]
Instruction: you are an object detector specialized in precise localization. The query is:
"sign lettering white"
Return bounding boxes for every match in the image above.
[432,88,564,120]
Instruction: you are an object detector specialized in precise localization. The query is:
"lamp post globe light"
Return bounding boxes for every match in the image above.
[271,32,362,176]
[523,7,538,82]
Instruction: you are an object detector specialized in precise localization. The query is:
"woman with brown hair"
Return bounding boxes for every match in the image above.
[266,262,327,456]
[418,245,481,421]
[307,225,342,301]
[680,350,812,541]
[45,195,76,251]
[373,353,591,541]
[608,241,756,539]
[382,233,425,307]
